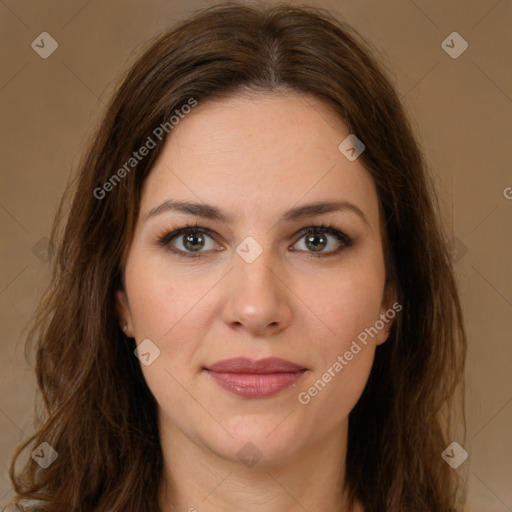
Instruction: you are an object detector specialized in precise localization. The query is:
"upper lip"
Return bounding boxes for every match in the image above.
[205,357,306,374]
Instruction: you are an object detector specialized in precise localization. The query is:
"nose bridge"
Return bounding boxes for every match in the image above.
[222,236,291,334]
[233,237,279,301]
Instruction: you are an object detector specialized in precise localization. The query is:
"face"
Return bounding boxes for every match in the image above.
[116,92,395,467]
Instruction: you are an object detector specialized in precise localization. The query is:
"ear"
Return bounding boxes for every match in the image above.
[115,288,134,337]
[375,283,399,346]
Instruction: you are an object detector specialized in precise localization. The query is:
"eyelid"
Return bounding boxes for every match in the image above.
[157,222,353,258]
[294,225,353,246]
[157,223,216,247]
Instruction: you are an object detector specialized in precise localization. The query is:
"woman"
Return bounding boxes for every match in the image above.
[6,2,466,511]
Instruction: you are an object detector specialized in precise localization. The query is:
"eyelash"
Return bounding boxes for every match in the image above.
[156,222,353,260]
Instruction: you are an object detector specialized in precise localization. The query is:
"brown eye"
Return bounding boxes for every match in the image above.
[292,225,353,258]
[179,231,207,252]
[158,226,218,258]
[304,232,328,252]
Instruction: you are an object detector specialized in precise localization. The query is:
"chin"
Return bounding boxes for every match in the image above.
[203,418,308,468]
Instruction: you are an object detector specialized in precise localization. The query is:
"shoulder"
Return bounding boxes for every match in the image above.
[353,501,366,512]
[1,500,45,512]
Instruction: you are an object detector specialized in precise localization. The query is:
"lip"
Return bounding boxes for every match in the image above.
[204,357,307,398]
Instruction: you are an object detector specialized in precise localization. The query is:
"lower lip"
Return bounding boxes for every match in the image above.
[205,370,306,398]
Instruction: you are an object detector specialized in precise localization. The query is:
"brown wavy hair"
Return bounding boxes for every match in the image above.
[6,2,467,511]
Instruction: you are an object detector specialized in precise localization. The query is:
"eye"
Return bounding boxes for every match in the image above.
[157,223,219,259]
[292,224,353,258]
[157,222,353,259]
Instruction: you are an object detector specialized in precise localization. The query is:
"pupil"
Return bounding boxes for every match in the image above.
[306,233,326,251]
[181,231,328,253]
[184,232,203,251]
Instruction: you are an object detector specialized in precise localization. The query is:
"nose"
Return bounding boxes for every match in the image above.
[221,247,292,337]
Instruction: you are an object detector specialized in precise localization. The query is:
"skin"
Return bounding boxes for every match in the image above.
[116,91,395,512]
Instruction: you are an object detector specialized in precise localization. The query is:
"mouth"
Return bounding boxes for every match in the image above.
[203,357,308,399]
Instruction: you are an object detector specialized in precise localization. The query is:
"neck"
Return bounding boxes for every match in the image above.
[157,414,359,512]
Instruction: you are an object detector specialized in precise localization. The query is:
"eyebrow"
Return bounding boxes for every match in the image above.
[145,199,369,226]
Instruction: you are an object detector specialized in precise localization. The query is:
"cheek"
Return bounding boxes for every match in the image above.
[293,254,385,414]
[125,252,204,339]
[301,256,386,353]
[294,277,381,426]
[296,345,375,437]
[124,255,207,387]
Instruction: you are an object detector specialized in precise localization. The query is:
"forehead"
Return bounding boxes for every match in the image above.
[140,92,379,227]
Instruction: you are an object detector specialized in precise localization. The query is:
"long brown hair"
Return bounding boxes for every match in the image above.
[6,2,466,511]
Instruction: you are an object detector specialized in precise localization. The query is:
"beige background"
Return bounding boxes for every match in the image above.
[1,0,511,510]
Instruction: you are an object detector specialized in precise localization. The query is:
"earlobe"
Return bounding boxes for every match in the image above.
[115,289,133,337]
[374,324,388,346]
[375,322,392,346]
[375,285,398,345]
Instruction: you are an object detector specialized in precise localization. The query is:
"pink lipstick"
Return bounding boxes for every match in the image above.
[204,357,307,398]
